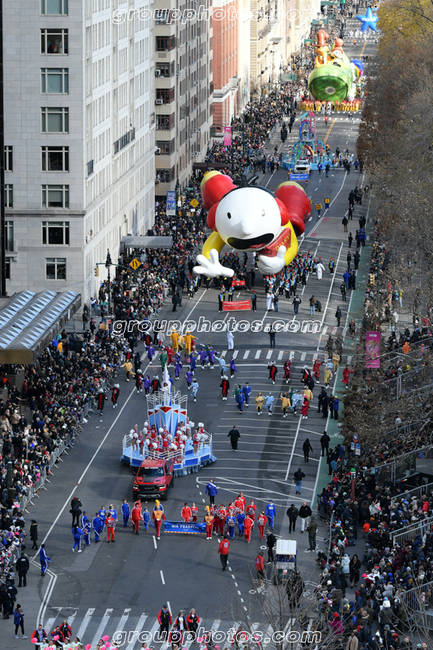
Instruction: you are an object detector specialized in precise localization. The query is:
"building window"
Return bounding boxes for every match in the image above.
[41,68,69,94]
[41,0,68,14]
[155,9,171,24]
[5,259,11,280]
[41,29,68,55]
[113,128,136,155]
[42,146,69,172]
[4,146,12,172]
[5,185,13,209]
[156,63,175,77]
[156,114,175,130]
[156,88,175,104]
[5,221,13,252]
[41,107,69,132]
[156,35,175,52]
[46,258,67,280]
[42,221,70,245]
[156,168,175,183]
[156,140,175,156]
[42,185,69,208]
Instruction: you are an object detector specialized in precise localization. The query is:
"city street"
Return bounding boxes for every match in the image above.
[10,25,377,650]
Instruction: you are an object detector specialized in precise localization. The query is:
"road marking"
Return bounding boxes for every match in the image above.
[220,350,227,358]
[255,350,261,359]
[317,242,344,351]
[160,570,165,584]
[243,350,250,359]
[289,351,295,360]
[153,535,157,549]
[232,350,239,359]
[266,350,273,359]
[285,414,303,482]
[300,352,306,361]
[324,118,336,143]
[44,617,56,633]
[278,350,284,360]
[90,608,113,649]
[124,614,149,650]
[113,609,132,644]
[75,608,95,643]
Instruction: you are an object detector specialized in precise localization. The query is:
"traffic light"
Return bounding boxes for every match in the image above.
[95,266,99,277]
[181,196,186,206]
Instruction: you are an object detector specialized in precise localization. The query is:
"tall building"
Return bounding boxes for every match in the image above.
[154,0,214,196]
[4,0,155,303]
[210,0,239,136]
[250,0,321,97]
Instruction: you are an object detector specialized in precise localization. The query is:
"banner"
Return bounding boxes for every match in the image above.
[232,280,246,288]
[223,126,232,147]
[166,191,176,216]
[222,300,251,312]
[365,331,380,368]
[164,521,206,535]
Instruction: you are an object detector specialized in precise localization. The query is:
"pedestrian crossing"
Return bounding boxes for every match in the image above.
[217,348,352,364]
[41,609,294,649]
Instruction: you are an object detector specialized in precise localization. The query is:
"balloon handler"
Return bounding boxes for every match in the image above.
[193,172,311,278]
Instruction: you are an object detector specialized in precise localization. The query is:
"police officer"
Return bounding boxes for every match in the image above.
[16,551,30,588]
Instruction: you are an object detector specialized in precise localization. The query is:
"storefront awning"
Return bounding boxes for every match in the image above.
[0,290,81,364]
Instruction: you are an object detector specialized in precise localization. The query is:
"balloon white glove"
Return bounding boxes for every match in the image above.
[193,249,235,278]
[257,246,287,276]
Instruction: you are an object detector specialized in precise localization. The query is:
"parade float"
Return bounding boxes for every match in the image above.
[282,110,332,172]
[192,171,311,278]
[121,386,216,478]
[308,29,364,104]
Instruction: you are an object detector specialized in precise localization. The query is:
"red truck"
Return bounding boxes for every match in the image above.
[132,458,174,501]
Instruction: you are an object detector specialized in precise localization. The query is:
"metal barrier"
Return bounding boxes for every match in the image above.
[391,516,433,546]
[373,444,433,485]
[391,481,433,505]
[398,579,433,632]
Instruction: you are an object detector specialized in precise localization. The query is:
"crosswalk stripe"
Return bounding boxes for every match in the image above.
[255,350,261,359]
[232,350,238,359]
[210,619,221,634]
[277,350,284,360]
[76,608,95,643]
[266,350,272,359]
[263,624,274,643]
[220,350,227,358]
[90,608,113,649]
[44,617,56,634]
[289,350,295,360]
[124,614,149,650]
[300,352,306,361]
[112,609,132,645]
[243,350,250,359]
[68,614,77,628]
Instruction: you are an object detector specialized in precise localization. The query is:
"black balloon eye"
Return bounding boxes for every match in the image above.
[262,210,265,217]
[227,212,232,219]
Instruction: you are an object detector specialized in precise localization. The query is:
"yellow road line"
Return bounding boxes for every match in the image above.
[324,118,336,143]
[360,41,366,56]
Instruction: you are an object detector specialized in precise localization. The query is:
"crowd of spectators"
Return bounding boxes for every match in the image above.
[315,467,432,649]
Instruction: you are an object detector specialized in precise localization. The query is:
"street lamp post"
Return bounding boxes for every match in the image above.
[105,249,112,317]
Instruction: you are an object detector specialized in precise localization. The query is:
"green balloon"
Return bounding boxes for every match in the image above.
[309,53,353,103]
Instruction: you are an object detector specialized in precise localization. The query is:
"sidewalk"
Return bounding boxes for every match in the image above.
[314,192,374,496]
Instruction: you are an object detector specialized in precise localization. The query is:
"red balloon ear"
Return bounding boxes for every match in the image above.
[275,198,290,226]
[207,204,218,231]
